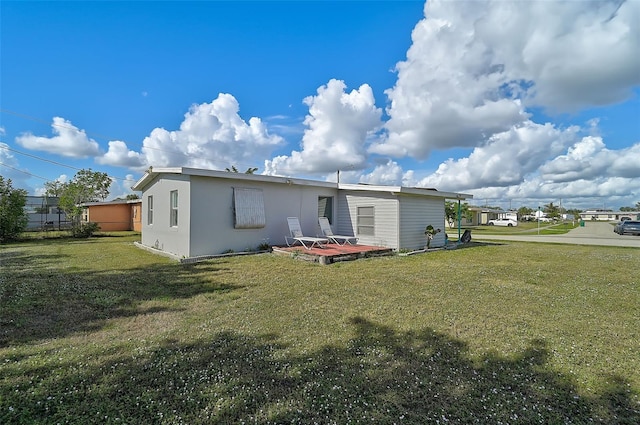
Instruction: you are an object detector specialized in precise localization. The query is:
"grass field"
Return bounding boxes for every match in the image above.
[1,234,638,424]
[453,220,581,237]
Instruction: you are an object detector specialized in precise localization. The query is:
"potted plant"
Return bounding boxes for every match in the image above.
[424,225,441,249]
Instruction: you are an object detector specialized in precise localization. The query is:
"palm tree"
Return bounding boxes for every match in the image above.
[225,165,258,174]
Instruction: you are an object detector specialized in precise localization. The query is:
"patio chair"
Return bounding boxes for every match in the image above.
[285,217,328,250]
[318,216,358,245]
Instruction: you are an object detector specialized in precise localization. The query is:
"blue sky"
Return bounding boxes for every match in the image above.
[1,0,639,211]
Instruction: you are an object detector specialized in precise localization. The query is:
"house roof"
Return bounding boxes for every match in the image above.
[79,199,142,207]
[132,167,473,200]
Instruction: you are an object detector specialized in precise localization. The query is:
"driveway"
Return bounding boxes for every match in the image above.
[472,221,640,248]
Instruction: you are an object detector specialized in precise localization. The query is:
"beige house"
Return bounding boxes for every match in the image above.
[579,210,640,222]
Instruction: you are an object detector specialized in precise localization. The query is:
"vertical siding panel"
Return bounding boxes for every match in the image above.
[337,191,399,249]
[399,195,446,250]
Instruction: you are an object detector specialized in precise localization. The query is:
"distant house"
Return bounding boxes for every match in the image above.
[23,196,69,230]
[80,199,142,232]
[579,210,640,221]
[131,167,472,259]
[467,207,503,226]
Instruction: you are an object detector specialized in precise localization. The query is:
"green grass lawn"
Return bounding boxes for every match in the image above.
[1,234,638,424]
[449,221,580,237]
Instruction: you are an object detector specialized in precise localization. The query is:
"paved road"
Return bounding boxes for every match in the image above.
[471,221,640,248]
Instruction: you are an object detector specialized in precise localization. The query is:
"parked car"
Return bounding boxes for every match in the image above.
[614,220,640,235]
[488,218,518,227]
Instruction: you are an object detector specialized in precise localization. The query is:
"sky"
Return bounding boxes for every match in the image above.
[1,0,639,211]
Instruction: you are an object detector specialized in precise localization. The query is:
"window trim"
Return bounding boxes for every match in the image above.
[169,190,178,227]
[356,205,375,236]
[147,195,154,225]
[318,196,334,225]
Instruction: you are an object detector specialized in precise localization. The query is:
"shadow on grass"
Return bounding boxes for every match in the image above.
[1,317,636,424]
[0,248,240,346]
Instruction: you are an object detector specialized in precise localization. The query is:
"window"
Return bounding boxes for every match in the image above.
[357,206,375,236]
[233,188,266,229]
[170,191,178,227]
[147,196,153,225]
[318,196,334,224]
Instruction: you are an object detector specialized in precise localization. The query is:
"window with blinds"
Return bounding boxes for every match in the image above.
[233,188,266,229]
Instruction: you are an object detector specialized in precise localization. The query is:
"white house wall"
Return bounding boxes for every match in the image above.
[338,191,399,249]
[140,174,191,258]
[189,176,338,256]
[399,195,446,250]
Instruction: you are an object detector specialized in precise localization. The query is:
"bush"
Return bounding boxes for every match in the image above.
[71,222,100,238]
[0,176,28,242]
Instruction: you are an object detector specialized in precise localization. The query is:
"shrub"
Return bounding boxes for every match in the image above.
[0,176,28,242]
[71,221,100,238]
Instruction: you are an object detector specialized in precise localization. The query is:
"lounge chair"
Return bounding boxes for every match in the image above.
[285,217,328,250]
[318,217,358,245]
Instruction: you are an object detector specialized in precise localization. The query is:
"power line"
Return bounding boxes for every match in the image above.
[0,162,50,181]
[0,144,132,182]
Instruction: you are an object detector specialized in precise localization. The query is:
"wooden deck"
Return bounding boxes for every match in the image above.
[273,243,394,264]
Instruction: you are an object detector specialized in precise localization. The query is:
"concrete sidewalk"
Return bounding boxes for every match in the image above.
[471,221,640,248]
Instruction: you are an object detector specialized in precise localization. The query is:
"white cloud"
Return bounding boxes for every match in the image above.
[264,79,382,176]
[540,137,640,182]
[0,142,29,188]
[357,159,415,187]
[468,175,640,211]
[373,0,640,160]
[106,174,138,200]
[416,121,579,191]
[97,140,145,169]
[16,117,101,158]
[138,93,284,171]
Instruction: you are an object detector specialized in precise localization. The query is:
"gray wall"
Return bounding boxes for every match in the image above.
[398,195,446,250]
[140,174,191,258]
[139,173,451,257]
[338,191,399,249]
[188,176,338,256]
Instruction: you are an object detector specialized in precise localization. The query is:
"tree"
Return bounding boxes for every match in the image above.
[0,176,28,242]
[620,206,635,212]
[445,201,471,228]
[125,193,140,200]
[636,201,640,210]
[58,169,111,224]
[43,180,65,197]
[543,202,561,219]
[226,165,258,174]
[517,206,534,220]
[566,208,582,219]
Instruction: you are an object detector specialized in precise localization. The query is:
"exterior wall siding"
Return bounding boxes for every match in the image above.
[140,174,191,258]
[338,191,399,248]
[399,195,446,250]
[86,204,132,231]
[135,170,462,257]
[189,176,338,256]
